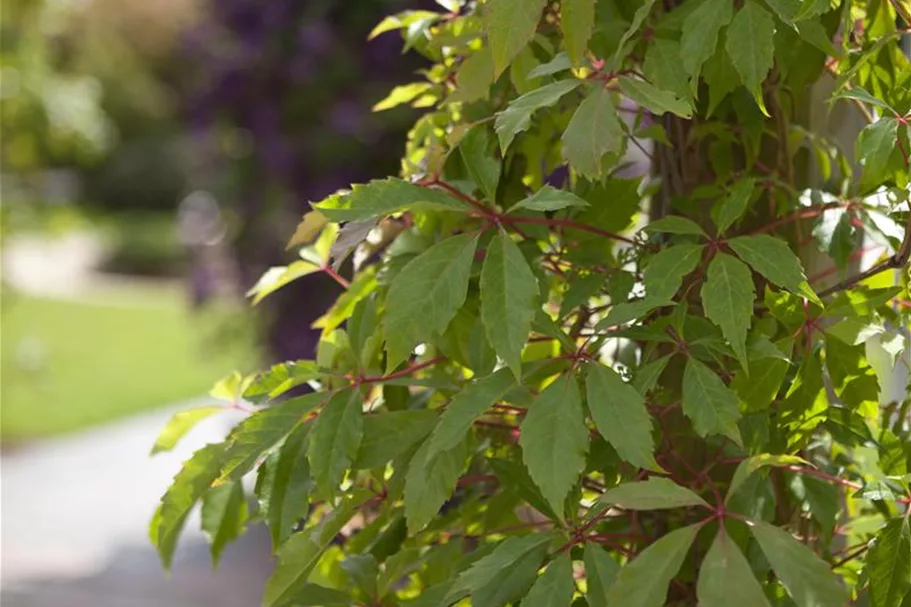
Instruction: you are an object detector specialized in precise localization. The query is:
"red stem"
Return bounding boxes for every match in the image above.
[323,266,350,289]
[358,356,446,384]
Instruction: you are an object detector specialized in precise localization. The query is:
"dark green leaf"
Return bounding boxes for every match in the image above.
[618,76,692,117]
[201,481,248,566]
[646,216,706,236]
[599,478,709,510]
[682,358,743,444]
[528,52,573,79]
[485,0,548,77]
[597,298,673,329]
[727,235,815,299]
[459,125,501,201]
[643,39,691,102]
[255,423,313,548]
[354,409,438,470]
[725,0,775,113]
[697,528,771,607]
[520,376,589,516]
[496,80,582,152]
[586,363,660,471]
[562,0,594,67]
[867,518,911,607]
[681,0,733,81]
[385,233,478,370]
[308,389,363,494]
[523,553,574,607]
[489,458,560,521]
[633,355,671,395]
[562,86,623,179]
[404,433,471,534]
[643,243,703,301]
[448,533,555,603]
[584,543,620,607]
[726,453,807,502]
[701,253,755,371]
[714,178,755,235]
[480,229,539,377]
[511,185,590,212]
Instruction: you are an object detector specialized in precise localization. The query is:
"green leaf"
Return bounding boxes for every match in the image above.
[731,355,790,412]
[480,230,539,377]
[697,528,771,607]
[586,363,661,471]
[511,185,590,212]
[714,178,755,235]
[372,82,433,112]
[605,524,700,607]
[597,298,673,329]
[489,458,561,521]
[701,253,755,371]
[703,34,741,114]
[681,0,733,81]
[448,533,555,603]
[830,86,896,113]
[308,389,363,494]
[643,243,703,301]
[562,85,623,179]
[725,0,776,113]
[726,453,807,502]
[312,266,378,332]
[255,423,313,548]
[450,47,495,104]
[150,442,225,569]
[519,376,589,516]
[528,52,573,78]
[219,393,326,482]
[599,478,709,510]
[645,216,706,236]
[243,361,323,403]
[751,521,848,607]
[497,79,582,152]
[354,409,437,470]
[523,553,574,607]
[618,76,692,117]
[867,518,911,607]
[643,39,691,102]
[857,117,899,183]
[459,124,500,201]
[561,0,594,67]
[426,368,516,461]
[610,0,659,69]
[285,584,353,606]
[404,433,471,534]
[385,233,478,370]
[728,235,815,299]
[312,178,468,222]
[485,0,547,78]
[287,211,329,249]
[151,406,223,455]
[682,358,743,444]
[201,481,248,566]
[248,262,322,305]
[633,355,671,395]
[584,543,620,607]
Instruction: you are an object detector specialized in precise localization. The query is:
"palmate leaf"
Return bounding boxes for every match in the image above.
[682,358,743,444]
[385,233,478,370]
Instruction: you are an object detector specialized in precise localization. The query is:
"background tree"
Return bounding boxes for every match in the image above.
[152,1,911,606]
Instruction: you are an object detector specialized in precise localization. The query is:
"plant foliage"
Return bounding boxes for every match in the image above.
[153,1,911,605]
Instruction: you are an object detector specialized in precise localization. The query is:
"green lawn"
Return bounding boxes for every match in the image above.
[1,289,259,442]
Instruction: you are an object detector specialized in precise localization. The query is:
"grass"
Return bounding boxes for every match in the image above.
[1,288,260,442]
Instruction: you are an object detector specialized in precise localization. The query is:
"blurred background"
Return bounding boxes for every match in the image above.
[1,0,430,604]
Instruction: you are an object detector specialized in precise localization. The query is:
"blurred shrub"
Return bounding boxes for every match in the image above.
[99,212,187,277]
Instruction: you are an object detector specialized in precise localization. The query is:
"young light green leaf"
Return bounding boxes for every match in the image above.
[605,524,700,607]
[618,76,692,117]
[523,553,574,607]
[645,215,706,236]
[151,406,223,455]
[728,235,817,301]
[201,481,248,566]
[313,178,467,222]
[459,124,500,201]
[150,442,225,569]
[385,233,478,370]
[586,363,661,472]
[511,185,590,212]
[562,85,624,179]
[447,533,554,604]
[751,521,848,607]
[701,253,755,371]
[681,0,733,81]
[584,543,620,607]
[219,393,326,482]
[404,434,471,534]
[496,79,581,152]
[714,178,755,235]
[643,243,703,301]
[425,368,516,461]
[353,409,437,470]
[726,453,808,502]
[312,266,378,332]
[248,262,322,305]
[255,423,313,548]
[857,117,899,183]
[520,376,589,516]
[599,478,709,510]
[307,389,363,494]
[697,528,772,607]
[450,46,495,104]
[725,0,776,114]
[480,230,539,377]
[682,358,743,444]
[485,0,548,78]
[867,518,911,607]
[372,82,433,112]
[561,0,594,66]
[287,210,329,249]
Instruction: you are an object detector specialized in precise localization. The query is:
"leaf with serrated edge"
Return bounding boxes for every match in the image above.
[480,230,539,377]
[307,389,363,493]
[447,533,555,603]
[561,0,594,67]
[697,528,771,607]
[726,0,775,114]
[256,423,313,548]
[201,481,248,566]
[519,376,589,516]
[682,358,743,444]
[511,185,590,212]
[701,253,754,372]
[646,216,706,236]
[586,363,661,471]
[867,518,911,607]
[404,434,471,534]
[385,233,478,370]
[751,521,848,607]
[459,125,500,201]
[485,0,547,78]
[715,178,754,235]
[497,80,581,152]
[643,243,703,301]
[618,76,692,117]
[681,0,733,81]
[728,234,815,300]
[605,524,700,607]
[151,407,223,455]
[523,553,574,607]
[726,454,809,502]
[599,478,709,510]
[313,178,468,222]
[562,86,624,179]
[584,543,620,607]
